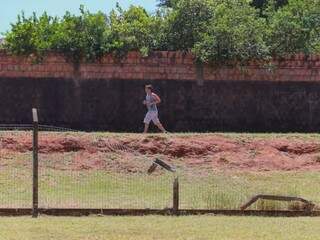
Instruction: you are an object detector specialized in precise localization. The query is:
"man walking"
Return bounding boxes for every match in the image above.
[143,84,167,133]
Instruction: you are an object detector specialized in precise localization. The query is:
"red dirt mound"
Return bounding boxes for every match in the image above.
[1,132,320,172]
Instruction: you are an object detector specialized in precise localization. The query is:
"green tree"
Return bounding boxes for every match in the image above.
[3,1,320,64]
[193,0,269,64]
[107,5,160,57]
[268,0,320,56]
[4,6,110,62]
[251,0,288,16]
[52,5,110,62]
[164,0,215,50]
[4,12,59,56]
[157,0,180,8]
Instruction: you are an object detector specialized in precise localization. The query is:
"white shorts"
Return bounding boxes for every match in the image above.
[144,111,160,124]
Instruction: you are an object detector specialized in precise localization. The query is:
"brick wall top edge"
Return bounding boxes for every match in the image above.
[1,50,320,63]
[1,50,320,82]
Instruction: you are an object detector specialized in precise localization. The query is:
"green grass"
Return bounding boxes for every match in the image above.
[179,172,320,210]
[0,216,319,240]
[0,162,319,210]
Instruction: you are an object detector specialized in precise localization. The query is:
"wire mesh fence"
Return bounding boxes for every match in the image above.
[36,129,320,212]
[178,171,320,211]
[0,116,319,215]
[38,131,174,209]
[0,131,32,208]
[39,170,173,209]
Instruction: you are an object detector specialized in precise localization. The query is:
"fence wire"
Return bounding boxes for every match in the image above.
[0,130,32,208]
[178,171,320,211]
[1,124,319,212]
[38,131,173,209]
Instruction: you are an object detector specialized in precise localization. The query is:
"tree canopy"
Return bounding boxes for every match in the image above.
[3,0,320,64]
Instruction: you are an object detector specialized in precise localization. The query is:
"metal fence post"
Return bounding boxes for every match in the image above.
[173,177,179,216]
[32,108,39,218]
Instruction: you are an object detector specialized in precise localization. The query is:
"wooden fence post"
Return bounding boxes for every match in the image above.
[32,108,39,218]
[173,177,179,216]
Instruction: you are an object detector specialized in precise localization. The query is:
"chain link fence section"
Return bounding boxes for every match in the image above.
[178,171,320,211]
[1,119,319,214]
[38,131,173,209]
[0,130,32,208]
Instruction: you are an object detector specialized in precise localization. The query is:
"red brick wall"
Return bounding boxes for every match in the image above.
[1,50,320,81]
[1,50,320,132]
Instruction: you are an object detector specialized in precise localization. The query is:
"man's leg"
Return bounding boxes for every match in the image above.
[152,112,167,133]
[143,112,151,133]
[155,122,166,133]
[143,123,149,133]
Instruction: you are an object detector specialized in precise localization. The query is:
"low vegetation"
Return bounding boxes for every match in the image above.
[2,0,320,64]
[1,216,320,240]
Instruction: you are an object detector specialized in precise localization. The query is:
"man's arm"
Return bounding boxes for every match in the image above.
[151,93,161,104]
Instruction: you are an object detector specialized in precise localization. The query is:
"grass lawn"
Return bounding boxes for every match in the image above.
[0,216,319,240]
[0,164,320,210]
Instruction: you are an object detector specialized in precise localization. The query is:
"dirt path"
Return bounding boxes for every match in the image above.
[1,132,320,172]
